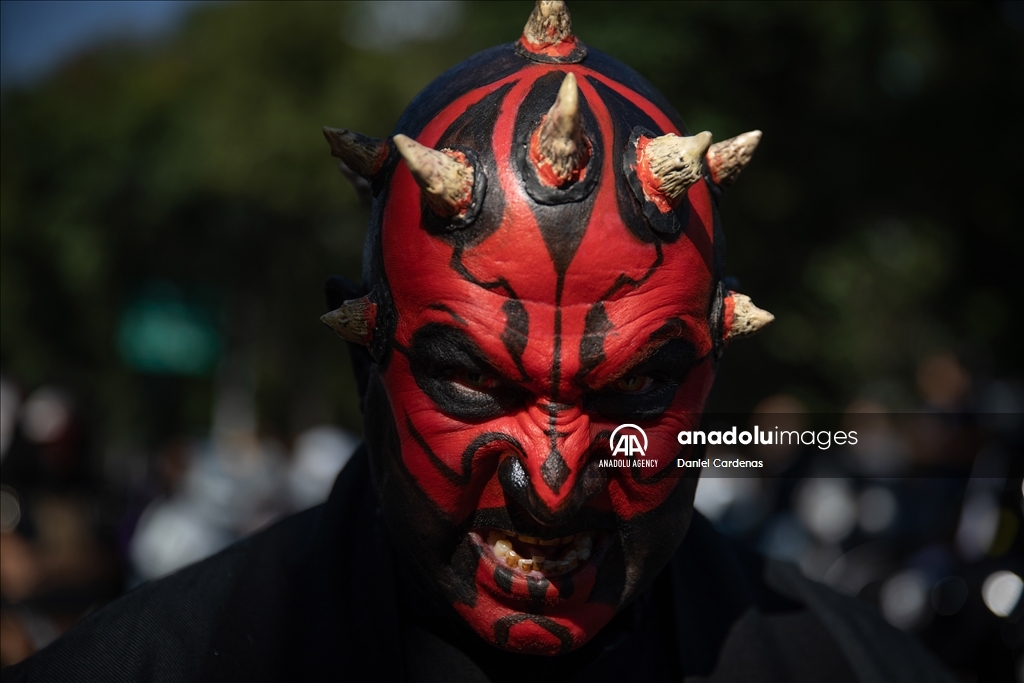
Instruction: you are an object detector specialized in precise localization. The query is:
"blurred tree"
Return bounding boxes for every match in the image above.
[1,1,1021,457]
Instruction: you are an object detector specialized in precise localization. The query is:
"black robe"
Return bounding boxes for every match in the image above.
[2,447,954,682]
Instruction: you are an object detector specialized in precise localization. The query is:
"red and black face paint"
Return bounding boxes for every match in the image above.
[321,3,771,657]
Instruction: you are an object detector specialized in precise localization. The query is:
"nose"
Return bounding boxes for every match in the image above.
[498,401,595,521]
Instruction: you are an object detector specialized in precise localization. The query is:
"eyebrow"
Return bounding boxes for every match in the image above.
[404,323,514,380]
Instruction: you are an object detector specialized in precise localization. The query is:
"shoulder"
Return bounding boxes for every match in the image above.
[1,508,320,683]
[763,560,956,683]
[673,514,955,683]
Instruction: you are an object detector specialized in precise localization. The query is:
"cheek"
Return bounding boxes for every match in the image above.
[604,357,715,520]
[382,353,520,520]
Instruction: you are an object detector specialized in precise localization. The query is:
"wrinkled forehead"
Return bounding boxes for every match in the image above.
[380,58,719,361]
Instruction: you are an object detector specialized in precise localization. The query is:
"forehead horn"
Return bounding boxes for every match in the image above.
[531,73,591,188]
[320,1,774,348]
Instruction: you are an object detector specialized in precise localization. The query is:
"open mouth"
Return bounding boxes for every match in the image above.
[473,528,600,578]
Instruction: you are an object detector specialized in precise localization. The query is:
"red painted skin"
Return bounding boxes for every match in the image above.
[377,62,719,654]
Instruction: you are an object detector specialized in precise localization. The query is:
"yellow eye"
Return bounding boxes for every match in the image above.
[613,374,654,394]
[451,371,498,391]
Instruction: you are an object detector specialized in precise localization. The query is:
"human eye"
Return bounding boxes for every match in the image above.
[446,369,502,393]
[610,373,657,394]
[406,324,529,419]
[583,339,697,421]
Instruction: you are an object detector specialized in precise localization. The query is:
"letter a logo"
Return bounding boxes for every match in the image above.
[609,424,649,458]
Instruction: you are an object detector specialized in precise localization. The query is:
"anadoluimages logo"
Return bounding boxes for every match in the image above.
[609,424,648,457]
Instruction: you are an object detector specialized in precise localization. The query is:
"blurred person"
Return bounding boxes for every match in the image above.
[0,383,122,667]
[4,3,954,682]
[287,425,358,511]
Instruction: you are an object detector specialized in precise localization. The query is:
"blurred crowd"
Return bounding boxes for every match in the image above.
[695,352,1024,681]
[2,351,1021,679]
[0,375,357,667]
[0,3,1021,679]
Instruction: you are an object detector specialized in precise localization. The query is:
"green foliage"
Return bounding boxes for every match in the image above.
[1,1,1021,450]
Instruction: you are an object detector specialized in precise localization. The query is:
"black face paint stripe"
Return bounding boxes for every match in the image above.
[598,241,664,302]
[426,302,468,325]
[393,45,525,138]
[511,70,603,275]
[493,614,575,655]
[448,248,519,299]
[499,299,530,381]
[575,302,613,385]
[526,575,550,601]
[540,405,570,494]
[405,417,521,487]
[405,323,531,419]
[494,565,514,593]
[429,82,514,247]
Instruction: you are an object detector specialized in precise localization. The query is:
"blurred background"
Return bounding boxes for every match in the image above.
[1,0,1021,679]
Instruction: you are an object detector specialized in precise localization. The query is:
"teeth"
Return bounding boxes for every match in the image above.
[484,529,596,576]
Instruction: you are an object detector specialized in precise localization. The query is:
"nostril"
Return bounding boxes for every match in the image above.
[497,452,606,526]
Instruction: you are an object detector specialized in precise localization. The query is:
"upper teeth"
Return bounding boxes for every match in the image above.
[484,530,595,576]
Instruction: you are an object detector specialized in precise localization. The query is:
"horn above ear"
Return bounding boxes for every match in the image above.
[320,296,377,346]
[706,130,762,187]
[322,127,388,178]
[725,292,774,342]
[393,134,475,220]
[322,127,389,206]
[532,72,590,187]
[639,131,713,205]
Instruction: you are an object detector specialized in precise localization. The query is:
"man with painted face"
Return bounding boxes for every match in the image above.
[319,0,773,661]
[4,3,954,682]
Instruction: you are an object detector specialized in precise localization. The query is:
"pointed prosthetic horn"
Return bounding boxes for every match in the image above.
[393,134,475,219]
[643,131,713,204]
[320,296,377,346]
[522,1,573,49]
[706,130,762,187]
[726,292,774,341]
[534,72,590,186]
[322,127,388,179]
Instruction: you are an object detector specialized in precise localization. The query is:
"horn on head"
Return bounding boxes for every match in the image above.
[706,130,762,187]
[531,72,590,187]
[725,292,774,342]
[393,134,476,220]
[638,131,713,206]
[320,296,377,346]
[522,1,573,49]
[322,127,389,205]
[322,127,388,178]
